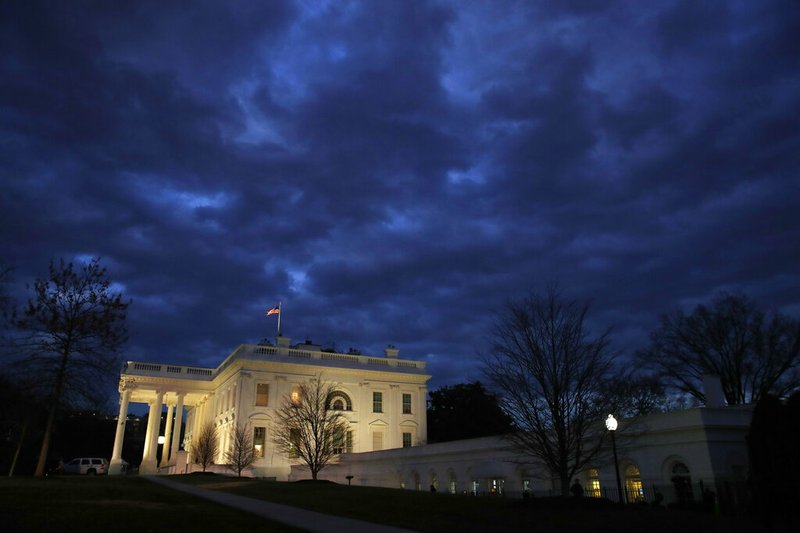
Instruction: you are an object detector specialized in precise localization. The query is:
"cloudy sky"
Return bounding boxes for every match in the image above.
[2,0,799,391]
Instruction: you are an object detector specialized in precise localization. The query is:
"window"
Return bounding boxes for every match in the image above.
[671,462,693,503]
[255,384,269,406]
[327,391,352,411]
[402,393,412,414]
[289,428,301,458]
[291,385,302,406]
[253,427,266,458]
[402,432,412,448]
[587,468,601,497]
[624,465,644,503]
[333,429,353,454]
[373,391,383,413]
[372,431,384,451]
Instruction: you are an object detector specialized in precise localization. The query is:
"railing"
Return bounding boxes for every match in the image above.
[123,344,427,381]
[244,344,426,371]
[125,362,214,379]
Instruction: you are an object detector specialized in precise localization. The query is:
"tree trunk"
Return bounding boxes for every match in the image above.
[34,349,69,477]
[8,419,28,477]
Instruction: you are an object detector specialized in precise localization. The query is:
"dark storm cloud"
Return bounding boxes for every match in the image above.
[1,0,798,400]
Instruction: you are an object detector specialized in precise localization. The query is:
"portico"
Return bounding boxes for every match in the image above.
[109,363,215,475]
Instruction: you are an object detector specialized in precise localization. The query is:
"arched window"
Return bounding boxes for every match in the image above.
[327,391,352,411]
[671,462,693,503]
[624,465,644,502]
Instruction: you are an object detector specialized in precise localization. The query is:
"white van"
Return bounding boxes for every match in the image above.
[63,457,109,475]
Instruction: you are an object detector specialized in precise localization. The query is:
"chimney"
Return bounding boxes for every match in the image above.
[702,374,726,408]
[384,345,399,358]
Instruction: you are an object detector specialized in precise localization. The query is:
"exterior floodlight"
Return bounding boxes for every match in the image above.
[605,414,623,504]
[158,436,165,445]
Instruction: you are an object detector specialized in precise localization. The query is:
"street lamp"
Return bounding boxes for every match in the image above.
[605,414,624,504]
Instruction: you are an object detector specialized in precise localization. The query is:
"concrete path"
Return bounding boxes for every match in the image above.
[144,476,415,533]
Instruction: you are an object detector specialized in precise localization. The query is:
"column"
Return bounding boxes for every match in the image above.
[169,392,185,466]
[159,403,175,468]
[418,386,428,444]
[140,390,164,474]
[109,386,131,475]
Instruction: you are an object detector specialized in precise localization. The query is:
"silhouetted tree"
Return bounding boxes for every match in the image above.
[600,371,676,418]
[427,381,515,443]
[271,375,349,480]
[11,258,129,477]
[747,393,800,532]
[639,293,800,405]
[484,286,617,496]
[225,423,255,477]
[193,422,218,472]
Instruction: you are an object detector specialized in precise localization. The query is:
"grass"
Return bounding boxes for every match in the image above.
[173,473,765,533]
[0,473,765,532]
[0,475,302,533]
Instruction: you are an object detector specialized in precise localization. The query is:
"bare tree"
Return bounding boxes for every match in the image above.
[484,287,617,496]
[271,375,350,480]
[639,293,800,405]
[225,423,255,477]
[11,258,128,477]
[193,422,218,472]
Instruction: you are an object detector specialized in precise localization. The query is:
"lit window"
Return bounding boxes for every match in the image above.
[402,432,412,448]
[624,465,644,502]
[373,392,383,413]
[402,393,412,414]
[255,384,269,406]
[291,385,302,405]
[587,468,601,497]
[253,427,266,458]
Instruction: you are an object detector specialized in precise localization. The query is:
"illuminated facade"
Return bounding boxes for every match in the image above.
[109,336,430,477]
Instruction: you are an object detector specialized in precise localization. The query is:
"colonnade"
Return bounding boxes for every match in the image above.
[109,386,188,475]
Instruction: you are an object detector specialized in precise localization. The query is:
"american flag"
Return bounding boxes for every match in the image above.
[267,305,280,316]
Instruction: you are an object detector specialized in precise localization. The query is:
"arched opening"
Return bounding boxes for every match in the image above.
[624,464,644,502]
[671,461,693,504]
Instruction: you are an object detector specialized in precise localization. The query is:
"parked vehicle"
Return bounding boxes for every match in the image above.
[63,457,109,475]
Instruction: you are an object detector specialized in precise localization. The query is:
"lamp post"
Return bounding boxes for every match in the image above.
[605,414,624,504]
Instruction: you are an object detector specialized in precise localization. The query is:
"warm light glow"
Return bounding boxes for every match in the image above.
[291,391,300,403]
[605,414,618,431]
[158,435,165,445]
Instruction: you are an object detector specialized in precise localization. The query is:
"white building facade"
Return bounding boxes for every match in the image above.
[304,404,752,509]
[109,336,430,477]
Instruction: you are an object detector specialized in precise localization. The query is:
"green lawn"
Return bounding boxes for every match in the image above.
[173,473,765,533]
[0,476,302,533]
[0,474,765,533]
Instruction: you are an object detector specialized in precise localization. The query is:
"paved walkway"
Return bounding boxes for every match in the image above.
[144,476,415,533]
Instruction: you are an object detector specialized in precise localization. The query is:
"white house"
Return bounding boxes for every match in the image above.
[108,336,430,477]
[109,339,752,510]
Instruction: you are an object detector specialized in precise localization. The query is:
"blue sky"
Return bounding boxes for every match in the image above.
[2,0,799,394]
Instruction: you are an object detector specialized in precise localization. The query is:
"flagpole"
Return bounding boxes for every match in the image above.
[276,301,282,337]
